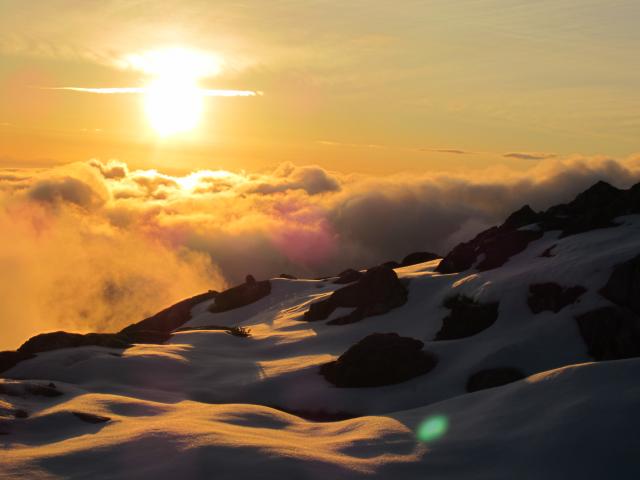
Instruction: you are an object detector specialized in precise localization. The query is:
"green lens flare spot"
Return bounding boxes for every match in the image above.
[417,415,449,443]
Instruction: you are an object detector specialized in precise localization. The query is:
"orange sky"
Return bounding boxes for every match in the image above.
[1,1,639,175]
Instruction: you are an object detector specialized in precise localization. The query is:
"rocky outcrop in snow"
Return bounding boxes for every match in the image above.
[320,333,437,387]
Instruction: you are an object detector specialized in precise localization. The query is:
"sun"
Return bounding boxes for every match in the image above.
[144,77,203,136]
[132,48,222,137]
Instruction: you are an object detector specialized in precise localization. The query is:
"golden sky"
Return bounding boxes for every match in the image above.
[0,0,639,174]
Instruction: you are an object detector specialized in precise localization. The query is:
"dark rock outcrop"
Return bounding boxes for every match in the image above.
[379,261,401,270]
[435,295,499,340]
[399,251,440,267]
[1,291,218,374]
[72,411,111,424]
[279,273,297,280]
[320,333,437,387]
[539,245,556,258]
[0,351,35,374]
[437,225,543,274]
[333,269,364,284]
[436,180,640,274]
[502,205,540,229]
[121,290,218,337]
[539,181,625,237]
[304,265,408,325]
[599,253,640,315]
[527,283,586,314]
[209,278,271,313]
[576,306,640,361]
[466,367,526,392]
[0,381,63,398]
[18,332,132,355]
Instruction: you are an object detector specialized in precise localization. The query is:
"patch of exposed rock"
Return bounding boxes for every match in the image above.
[209,276,271,313]
[437,181,640,274]
[1,290,218,374]
[333,269,364,285]
[72,411,111,424]
[320,333,437,387]
[304,265,408,325]
[576,306,640,361]
[527,283,586,314]
[435,295,499,340]
[599,253,640,315]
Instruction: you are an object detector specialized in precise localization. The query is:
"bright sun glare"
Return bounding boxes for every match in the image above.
[129,48,223,137]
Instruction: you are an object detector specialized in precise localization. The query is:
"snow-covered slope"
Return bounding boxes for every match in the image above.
[3,184,640,478]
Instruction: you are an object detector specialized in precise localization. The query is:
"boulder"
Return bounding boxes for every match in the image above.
[304,265,408,325]
[399,251,440,267]
[319,333,437,387]
[333,269,364,284]
[576,306,640,361]
[599,253,640,315]
[466,367,526,392]
[435,295,499,340]
[527,283,586,314]
[209,279,271,313]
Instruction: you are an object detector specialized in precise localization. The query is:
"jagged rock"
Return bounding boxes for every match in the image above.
[435,295,499,340]
[319,333,437,387]
[539,181,625,236]
[209,279,271,313]
[305,265,408,325]
[399,251,440,267]
[436,181,640,274]
[528,283,586,314]
[0,351,35,374]
[279,273,297,280]
[437,225,543,274]
[576,306,640,360]
[245,274,256,284]
[502,205,540,229]
[599,253,640,315]
[333,268,364,284]
[466,367,526,392]
[72,411,111,424]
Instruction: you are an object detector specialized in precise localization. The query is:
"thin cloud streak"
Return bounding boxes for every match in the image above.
[40,87,261,97]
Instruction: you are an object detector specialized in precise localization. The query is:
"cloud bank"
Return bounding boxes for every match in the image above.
[2,153,640,349]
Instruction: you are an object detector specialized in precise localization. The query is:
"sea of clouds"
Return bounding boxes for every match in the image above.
[1,154,640,349]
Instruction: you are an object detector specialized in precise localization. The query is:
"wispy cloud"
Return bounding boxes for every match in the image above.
[421,148,471,155]
[41,87,261,97]
[503,152,557,161]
